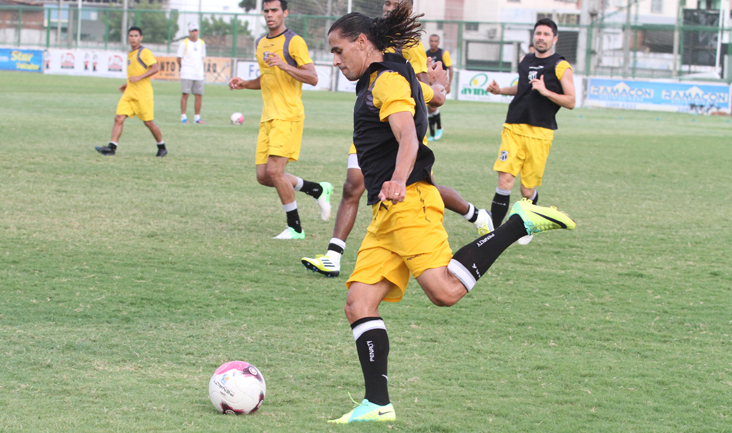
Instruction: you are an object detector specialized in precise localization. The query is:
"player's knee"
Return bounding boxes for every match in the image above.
[429,291,459,307]
[114,115,126,124]
[256,171,270,186]
[342,178,365,202]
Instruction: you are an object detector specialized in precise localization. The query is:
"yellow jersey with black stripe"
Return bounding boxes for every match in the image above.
[125,46,156,100]
[384,40,428,76]
[255,29,313,122]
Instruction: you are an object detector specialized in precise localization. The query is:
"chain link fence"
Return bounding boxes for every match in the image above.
[1,4,730,82]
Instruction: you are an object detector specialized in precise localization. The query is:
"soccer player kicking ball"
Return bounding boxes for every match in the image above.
[96,26,167,157]
[326,4,576,424]
[486,18,575,245]
[228,0,332,240]
[300,0,492,277]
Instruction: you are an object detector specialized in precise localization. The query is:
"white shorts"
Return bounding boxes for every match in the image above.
[181,79,204,95]
[347,153,360,170]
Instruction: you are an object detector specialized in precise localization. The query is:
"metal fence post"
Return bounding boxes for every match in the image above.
[585,24,593,77]
[232,14,239,58]
[17,7,22,47]
[632,26,638,79]
[498,23,504,72]
[728,27,732,84]
[678,26,684,79]
[457,21,464,70]
[46,8,52,48]
[104,9,109,51]
[166,11,172,54]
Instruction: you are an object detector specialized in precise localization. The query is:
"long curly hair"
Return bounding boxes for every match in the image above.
[328,1,424,52]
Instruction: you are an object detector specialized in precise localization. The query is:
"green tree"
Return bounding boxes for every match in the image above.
[238,0,257,12]
[108,3,179,45]
[200,16,252,38]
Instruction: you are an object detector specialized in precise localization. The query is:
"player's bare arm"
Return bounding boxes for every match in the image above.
[379,111,419,204]
[118,83,127,92]
[228,76,262,90]
[265,55,318,86]
[487,79,517,96]
[530,67,575,109]
[129,63,160,84]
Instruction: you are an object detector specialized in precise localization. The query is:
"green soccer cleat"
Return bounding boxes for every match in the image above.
[301,254,340,277]
[273,227,305,240]
[509,198,576,236]
[317,182,333,221]
[328,399,396,424]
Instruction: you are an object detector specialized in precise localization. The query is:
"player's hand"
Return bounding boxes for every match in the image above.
[486,79,501,95]
[265,53,287,70]
[228,77,244,90]
[119,83,127,92]
[530,75,548,95]
[128,75,141,84]
[378,180,407,204]
[428,60,448,88]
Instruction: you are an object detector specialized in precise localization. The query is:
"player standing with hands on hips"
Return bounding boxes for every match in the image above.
[326,4,576,423]
[96,26,167,157]
[486,18,575,244]
[177,22,206,124]
[228,0,333,240]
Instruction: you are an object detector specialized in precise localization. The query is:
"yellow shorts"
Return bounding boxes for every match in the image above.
[493,127,553,189]
[255,119,303,165]
[346,181,453,302]
[116,95,154,122]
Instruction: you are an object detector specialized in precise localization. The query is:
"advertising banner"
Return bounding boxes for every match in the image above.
[457,70,518,103]
[0,48,43,73]
[235,60,333,91]
[155,56,232,84]
[44,49,127,79]
[586,78,731,114]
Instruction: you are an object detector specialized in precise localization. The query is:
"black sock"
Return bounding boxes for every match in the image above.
[286,209,302,233]
[448,214,527,291]
[328,242,345,255]
[491,192,511,227]
[428,116,436,137]
[108,142,118,150]
[352,317,390,406]
[157,143,166,151]
[299,180,323,199]
[531,190,539,205]
[435,112,442,129]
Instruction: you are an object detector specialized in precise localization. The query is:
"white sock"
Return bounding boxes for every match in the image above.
[293,177,304,191]
[194,114,201,121]
[181,114,187,120]
[462,203,475,220]
[283,201,297,212]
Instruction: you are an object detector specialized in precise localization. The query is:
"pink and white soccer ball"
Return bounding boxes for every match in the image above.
[209,361,266,415]
[230,112,245,125]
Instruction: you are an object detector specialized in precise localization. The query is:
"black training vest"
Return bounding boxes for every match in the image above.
[353,53,433,205]
[505,53,566,130]
[426,48,445,65]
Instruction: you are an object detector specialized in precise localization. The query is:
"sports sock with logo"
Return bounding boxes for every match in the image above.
[328,238,346,255]
[351,317,390,406]
[283,202,302,233]
[294,177,323,199]
[490,187,511,228]
[448,214,527,291]
[462,203,479,223]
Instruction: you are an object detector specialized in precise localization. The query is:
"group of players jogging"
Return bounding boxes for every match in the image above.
[99,0,578,424]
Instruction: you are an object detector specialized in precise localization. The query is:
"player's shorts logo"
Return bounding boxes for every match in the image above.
[500,151,508,161]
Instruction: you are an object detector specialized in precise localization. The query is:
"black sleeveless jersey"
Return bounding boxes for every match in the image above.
[353,53,433,205]
[426,48,445,65]
[505,53,566,130]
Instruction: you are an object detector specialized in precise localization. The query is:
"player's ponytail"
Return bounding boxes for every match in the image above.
[328,1,423,52]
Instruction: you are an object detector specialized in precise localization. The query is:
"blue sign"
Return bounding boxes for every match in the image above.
[587,78,730,113]
[0,48,43,73]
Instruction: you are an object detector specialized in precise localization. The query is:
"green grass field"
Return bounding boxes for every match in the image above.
[1,70,731,433]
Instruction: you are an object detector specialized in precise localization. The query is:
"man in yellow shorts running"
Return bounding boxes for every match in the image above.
[95,26,167,157]
[228,0,332,240]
